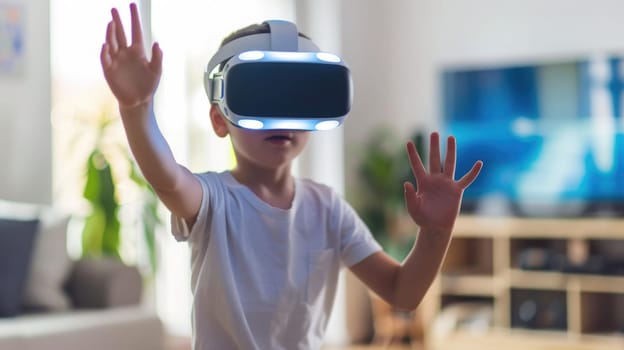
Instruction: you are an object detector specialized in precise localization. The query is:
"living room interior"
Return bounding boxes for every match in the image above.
[1,0,624,349]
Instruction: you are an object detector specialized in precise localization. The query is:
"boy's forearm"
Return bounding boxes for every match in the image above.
[119,101,183,192]
[392,227,453,310]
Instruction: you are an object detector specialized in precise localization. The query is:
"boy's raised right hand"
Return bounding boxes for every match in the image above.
[99,3,202,224]
[100,3,162,109]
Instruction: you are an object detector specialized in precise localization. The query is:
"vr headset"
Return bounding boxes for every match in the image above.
[204,20,352,131]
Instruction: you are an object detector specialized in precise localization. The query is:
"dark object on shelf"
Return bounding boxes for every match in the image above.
[518,248,550,270]
[603,260,624,276]
[511,289,567,331]
[517,248,615,275]
[560,255,607,275]
[517,248,566,271]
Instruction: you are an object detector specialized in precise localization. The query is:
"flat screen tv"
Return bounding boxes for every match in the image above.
[442,55,624,217]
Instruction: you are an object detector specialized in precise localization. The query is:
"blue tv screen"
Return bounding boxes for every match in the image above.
[442,56,624,217]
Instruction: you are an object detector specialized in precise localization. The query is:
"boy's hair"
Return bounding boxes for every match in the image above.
[217,22,312,71]
[220,22,311,47]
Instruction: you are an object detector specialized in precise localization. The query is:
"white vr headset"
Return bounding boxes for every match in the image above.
[204,20,353,131]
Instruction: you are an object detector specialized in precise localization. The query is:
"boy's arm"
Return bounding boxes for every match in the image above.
[118,103,202,223]
[349,132,483,311]
[101,3,201,223]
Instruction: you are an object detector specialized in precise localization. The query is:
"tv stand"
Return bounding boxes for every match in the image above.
[423,215,624,350]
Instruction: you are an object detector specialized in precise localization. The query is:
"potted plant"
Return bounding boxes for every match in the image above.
[350,126,426,346]
[80,109,162,278]
[353,127,426,260]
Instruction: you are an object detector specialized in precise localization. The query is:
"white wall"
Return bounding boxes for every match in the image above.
[0,0,51,204]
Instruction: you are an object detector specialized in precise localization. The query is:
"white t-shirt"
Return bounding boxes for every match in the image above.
[171,171,381,350]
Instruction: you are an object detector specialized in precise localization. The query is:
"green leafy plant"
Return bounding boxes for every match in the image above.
[129,160,162,276]
[80,110,162,277]
[82,147,122,259]
[353,127,426,261]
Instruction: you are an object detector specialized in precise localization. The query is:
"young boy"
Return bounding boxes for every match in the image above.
[100,3,482,349]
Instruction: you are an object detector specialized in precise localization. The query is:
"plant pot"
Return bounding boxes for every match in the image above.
[368,291,424,348]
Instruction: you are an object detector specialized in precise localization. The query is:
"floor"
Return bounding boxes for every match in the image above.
[323,346,419,350]
[165,336,419,350]
[165,336,191,350]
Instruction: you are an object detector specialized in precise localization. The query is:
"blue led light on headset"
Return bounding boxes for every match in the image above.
[204,20,353,131]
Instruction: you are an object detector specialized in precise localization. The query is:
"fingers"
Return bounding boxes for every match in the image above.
[130,3,144,48]
[444,135,456,179]
[105,3,146,58]
[149,42,163,75]
[407,131,481,196]
[100,43,112,69]
[111,8,127,48]
[404,182,421,212]
[105,21,118,53]
[406,140,426,182]
[457,160,483,189]
[428,132,441,174]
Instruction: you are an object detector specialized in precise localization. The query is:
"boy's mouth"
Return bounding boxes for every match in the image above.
[265,133,293,142]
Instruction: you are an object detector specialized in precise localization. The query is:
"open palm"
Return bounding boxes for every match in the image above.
[404,132,482,233]
[100,3,162,109]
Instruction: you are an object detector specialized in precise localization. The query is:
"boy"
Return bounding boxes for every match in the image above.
[100,3,482,349]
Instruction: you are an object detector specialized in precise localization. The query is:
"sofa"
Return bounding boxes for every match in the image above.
[0,199,165,350]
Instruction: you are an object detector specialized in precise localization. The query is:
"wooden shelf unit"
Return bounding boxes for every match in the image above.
[425,215,624,350]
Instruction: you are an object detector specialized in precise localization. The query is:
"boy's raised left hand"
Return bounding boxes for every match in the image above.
[404,132,482,234]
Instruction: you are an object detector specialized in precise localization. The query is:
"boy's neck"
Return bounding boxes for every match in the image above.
[230,165,295,210]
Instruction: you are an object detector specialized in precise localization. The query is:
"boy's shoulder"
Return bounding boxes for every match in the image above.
[296,177,344,204]
[297,176,333,192]
[297,176,326,186]
[194,170,235,185]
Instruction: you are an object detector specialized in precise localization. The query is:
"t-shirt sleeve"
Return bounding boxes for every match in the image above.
[170,173,210,243]
[334,194,382,267]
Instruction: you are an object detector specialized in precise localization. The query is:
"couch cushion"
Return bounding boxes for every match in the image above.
[23,209,72,311]
[0,200,73,312]
[0,218,39,317]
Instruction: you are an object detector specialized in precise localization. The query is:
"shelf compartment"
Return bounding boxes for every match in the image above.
[443,237,493,275]
[510,288,567,331]
[510,238,567,271]
[433,296,494,340]
[580,292,624,335]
